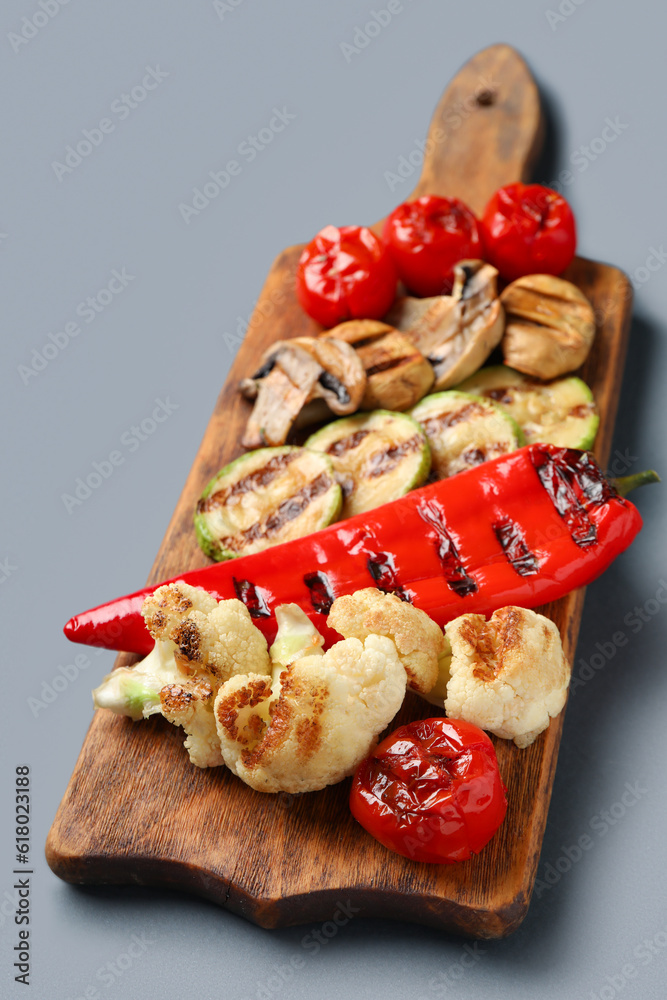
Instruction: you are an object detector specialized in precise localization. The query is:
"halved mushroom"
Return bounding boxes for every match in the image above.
[327,319,435,411]
[385,260,504,390]
[240,337,366,449]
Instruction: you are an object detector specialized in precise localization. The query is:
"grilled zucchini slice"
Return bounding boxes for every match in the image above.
[305,410,431,518]
[411,390,524,479]
[455,365,599,449]
[194,446,342,561]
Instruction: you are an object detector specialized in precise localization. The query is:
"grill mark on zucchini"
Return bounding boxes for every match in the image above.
[197,452,298,513]
[420,402,487,434]
[418,500,478,597]
[569,403,594,418]
[326,429,371,457]
[492,518,539,577]
[460,441,510,466]
[219,472,334,552]
[366,434,423,478]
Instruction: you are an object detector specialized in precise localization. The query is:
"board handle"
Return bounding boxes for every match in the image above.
[385,43,544,220]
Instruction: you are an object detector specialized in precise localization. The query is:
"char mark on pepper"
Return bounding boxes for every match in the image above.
[303,571,335,614]
[367,552,414,603]
[219,473,334,552]
[569,449,619,506]
[367,434,424,479]
[492,518,539,577]
[232,578,271,618]
[531,446,598,548]
[417,500,478,597]
[197,452,299,513]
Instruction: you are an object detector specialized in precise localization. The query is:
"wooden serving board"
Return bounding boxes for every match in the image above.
[46,44,633,938]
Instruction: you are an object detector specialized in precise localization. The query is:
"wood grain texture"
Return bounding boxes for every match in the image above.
[46,45,633,938]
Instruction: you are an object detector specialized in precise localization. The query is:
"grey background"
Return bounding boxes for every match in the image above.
[1,0,666,997]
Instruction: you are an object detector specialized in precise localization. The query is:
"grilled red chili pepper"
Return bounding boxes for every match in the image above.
[64,445,657,655]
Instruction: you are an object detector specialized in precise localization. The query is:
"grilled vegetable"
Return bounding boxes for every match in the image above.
[411,390,523,479]
[455,365,599,449]
[305,410,431,518]
[240,337,366,448]
[500,274,595,379]
[65,445,658,656]
[386,260,504,390]
[328,320,434,411]
[350,717,507,863]
[442,606,571,748]
[194,446,342,561]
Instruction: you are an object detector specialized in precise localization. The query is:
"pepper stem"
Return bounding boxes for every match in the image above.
[612,470,661,497]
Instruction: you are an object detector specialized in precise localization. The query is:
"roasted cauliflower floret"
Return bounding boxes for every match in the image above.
[214,635,407,793]
[92,640,223,768]
[328,588,444,694]
[443,606,571,748]
[159,677,222,768]
[142,582,270,681]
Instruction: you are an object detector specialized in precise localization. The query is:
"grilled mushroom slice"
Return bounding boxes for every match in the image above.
[385,260,504,391]
[240,337,366,449]
[327,319,435,411]
[499,274,596,379]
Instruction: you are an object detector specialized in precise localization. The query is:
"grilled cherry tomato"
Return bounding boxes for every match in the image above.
[296,224,397,327]
[381,195,482,297]
[480,183,577,282]
[350,717,507,864]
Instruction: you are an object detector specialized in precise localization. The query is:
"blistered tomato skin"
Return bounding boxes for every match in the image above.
[480,183,577,282]
[350,717,507,864]
[296,224,397,327]
[382,196,482,297]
